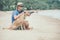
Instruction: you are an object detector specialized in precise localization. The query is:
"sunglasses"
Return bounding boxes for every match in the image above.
[17,5,24,7]
[20,6,23,7]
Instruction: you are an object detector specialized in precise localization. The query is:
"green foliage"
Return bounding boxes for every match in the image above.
[0,0,60,11]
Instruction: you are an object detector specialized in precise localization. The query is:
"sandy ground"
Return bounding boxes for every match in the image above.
[0,10,60,40]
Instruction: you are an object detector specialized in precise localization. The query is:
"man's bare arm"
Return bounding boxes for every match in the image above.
[14,12,24,19]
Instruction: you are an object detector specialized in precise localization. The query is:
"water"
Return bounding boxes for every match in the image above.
[38,10,60,19]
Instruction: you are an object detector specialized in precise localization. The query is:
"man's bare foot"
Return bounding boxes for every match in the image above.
[2,28,12,30]
[2,28,7,30]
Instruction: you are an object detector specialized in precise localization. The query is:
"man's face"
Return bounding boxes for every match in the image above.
[17,6,23,11]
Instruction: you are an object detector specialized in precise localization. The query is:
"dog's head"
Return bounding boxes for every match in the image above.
[24,11,30,16]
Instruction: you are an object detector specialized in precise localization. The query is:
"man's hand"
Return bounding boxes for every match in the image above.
[14,16,19,19]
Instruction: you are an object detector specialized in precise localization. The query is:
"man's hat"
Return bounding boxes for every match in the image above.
[17,2,23,7]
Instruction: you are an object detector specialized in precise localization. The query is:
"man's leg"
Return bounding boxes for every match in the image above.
[3,25,17,30]
[7,20,23,30]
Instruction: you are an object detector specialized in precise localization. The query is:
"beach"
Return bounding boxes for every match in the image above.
[0,10,60,40]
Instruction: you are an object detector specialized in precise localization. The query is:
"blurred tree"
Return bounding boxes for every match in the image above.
[0,0,60,11]
[0,0,3,10]
[47,0,60,9]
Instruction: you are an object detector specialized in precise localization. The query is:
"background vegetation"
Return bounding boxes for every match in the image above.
[0,0,60,11]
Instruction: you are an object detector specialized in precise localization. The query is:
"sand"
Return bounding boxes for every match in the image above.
[0,10,60,40]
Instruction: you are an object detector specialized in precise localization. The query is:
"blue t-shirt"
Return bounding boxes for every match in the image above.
[12,10,23,23]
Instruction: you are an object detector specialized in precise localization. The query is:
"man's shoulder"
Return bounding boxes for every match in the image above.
[13,10,18,13]
[12,10,19,15]
[12,10,19,14]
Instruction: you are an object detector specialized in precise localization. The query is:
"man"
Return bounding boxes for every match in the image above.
[12,2,24,23]
[7,2,31,30]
